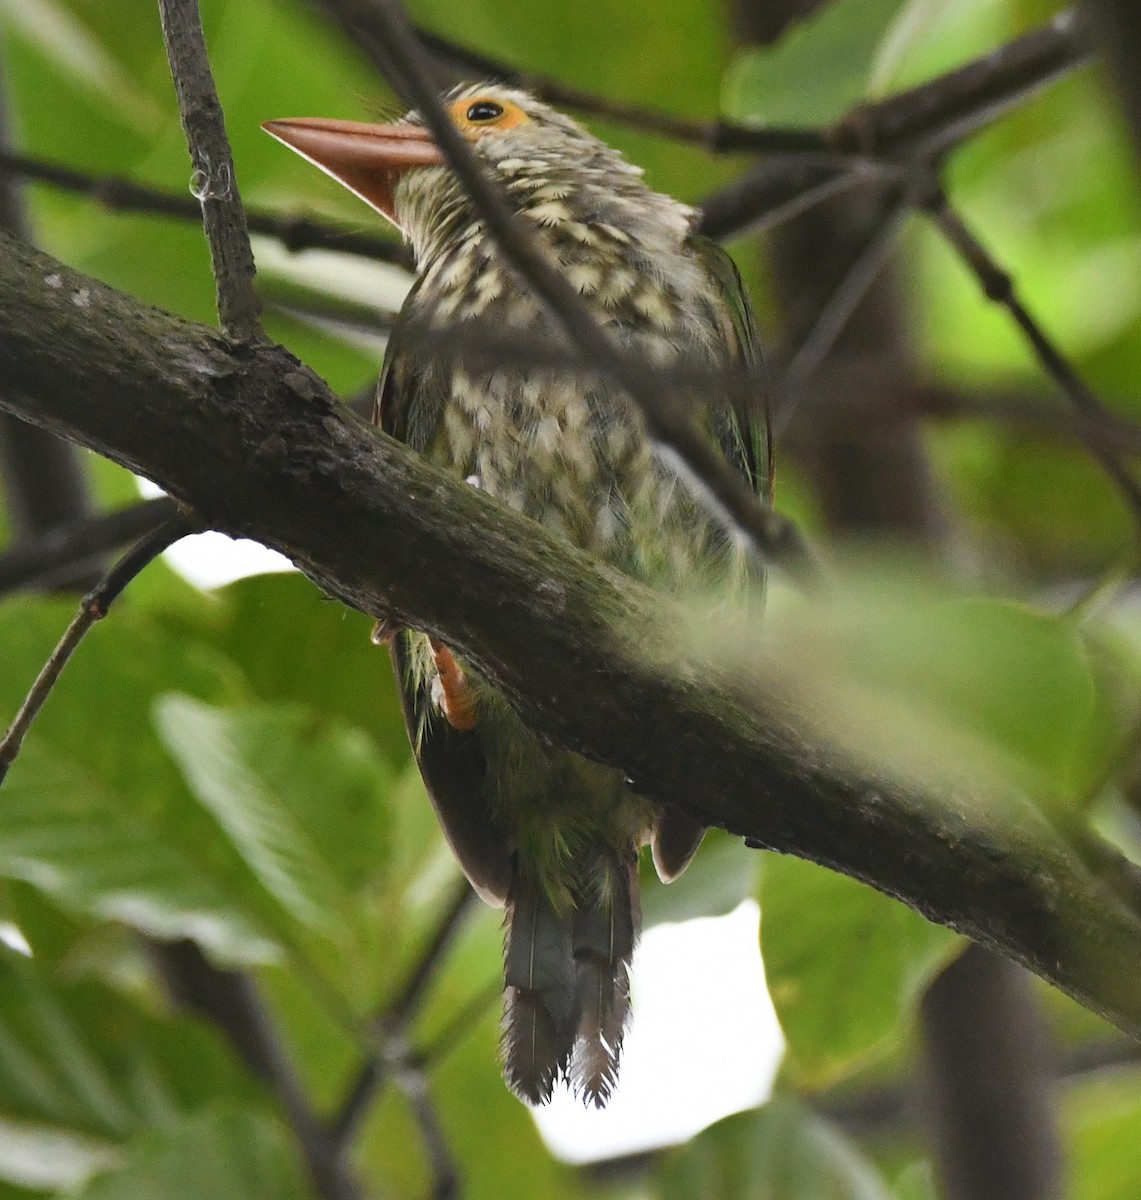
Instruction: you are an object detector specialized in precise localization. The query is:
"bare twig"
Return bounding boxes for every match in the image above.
[390,1058,460,1200]
[829,8,1089,162]
[924,189,1141,530]
[0,512,192,785]
[153,940,364,1200]
[260,275,399,341]
[773,190,914,431]
[333,881,475,1146]
[414,981,499,1067]
[697,157,881,240]
[319,0,818,584]
[157,0,262,339]
[320,5,1087,163]
[0,149,412,266]
[696,10,1090,240]
[0,496,178,595]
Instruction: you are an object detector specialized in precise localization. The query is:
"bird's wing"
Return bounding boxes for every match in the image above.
[687,234,773,501]
[372,273,422,442]
[649,237,771,884]
[376,294,513,908]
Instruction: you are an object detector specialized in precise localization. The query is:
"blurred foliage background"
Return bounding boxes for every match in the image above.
[1,0,1140,1197]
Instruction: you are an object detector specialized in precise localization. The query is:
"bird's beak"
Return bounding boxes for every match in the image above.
[262,117,444,230]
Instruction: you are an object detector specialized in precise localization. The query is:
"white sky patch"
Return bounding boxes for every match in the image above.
[252,238,412,312]
[0,923,32,957]
[136,479,294,589]
[533,900,783,1163]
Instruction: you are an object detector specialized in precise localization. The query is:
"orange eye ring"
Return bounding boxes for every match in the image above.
[448,95,529,135]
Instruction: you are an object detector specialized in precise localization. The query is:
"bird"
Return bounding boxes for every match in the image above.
[264,83,770,1107]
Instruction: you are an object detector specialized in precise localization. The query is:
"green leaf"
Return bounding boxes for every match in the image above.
[0,601,281,964]
[154,696,356,930]
[181,573,409,767]
[1067,1068,1141,1200]
[73,1106,308,1200]
[760,857,961,1088]
[0,1116,121,1192]
[0,0,164,131]
[736,573,1122,808]
[658,1096,900,1200]
[0,950,263,1188]
[722,0,912,126]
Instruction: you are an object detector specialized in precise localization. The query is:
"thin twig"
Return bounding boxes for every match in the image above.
[390,1058,460,1200]
[696,157,882,241]
[157,0,263,340]
[323,5,1088,162]
[0,496,177,596]
[923,189,1141,531]
[0,148,412,266]
[332,881,476,1146]
[323,0,819,585]
[0,513,192,785]
[828,8,1090,161]
[695,10,1090,240]
[913,383,1141,453]
[414,980,500,1067]
[153,940,364,1200]
[773,191,914,433]
[260,275,399,342]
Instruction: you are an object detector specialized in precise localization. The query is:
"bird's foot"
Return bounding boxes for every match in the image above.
[428,636,478,731]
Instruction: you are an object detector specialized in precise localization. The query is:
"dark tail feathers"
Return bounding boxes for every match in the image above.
[502,846,638,1108]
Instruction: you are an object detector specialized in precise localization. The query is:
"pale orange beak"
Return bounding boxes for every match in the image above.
[262,117,444,230]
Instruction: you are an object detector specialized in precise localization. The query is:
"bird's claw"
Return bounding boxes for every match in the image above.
[428,637,478,731]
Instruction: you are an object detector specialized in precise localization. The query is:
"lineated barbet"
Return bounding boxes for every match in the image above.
[264,84,770,1107]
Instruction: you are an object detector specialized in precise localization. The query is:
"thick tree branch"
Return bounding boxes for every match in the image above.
[1,230,1140,1039]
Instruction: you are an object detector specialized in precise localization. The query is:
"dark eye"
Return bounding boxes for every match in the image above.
[466,100,504,123]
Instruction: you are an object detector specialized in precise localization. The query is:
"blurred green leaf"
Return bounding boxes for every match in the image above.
[0,0,164,131]
[761,857,961,1088]
[72,1106,308,1200]
[176,573,409,766]
[0,601,283,964]
[155,695,362,931]
[736,571,1127,807]
[722,0,911,126]
[1067,1068,1141,1200]
[0,950,264,1189]
[658,1096,900,1199]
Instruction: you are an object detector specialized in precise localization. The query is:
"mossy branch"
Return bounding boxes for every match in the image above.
[1,228,1140,1038]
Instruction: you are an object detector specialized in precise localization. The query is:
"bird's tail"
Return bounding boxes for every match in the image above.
[502,845,638,1108]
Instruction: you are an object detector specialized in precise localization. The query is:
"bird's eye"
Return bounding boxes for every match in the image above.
[466,100,505,123]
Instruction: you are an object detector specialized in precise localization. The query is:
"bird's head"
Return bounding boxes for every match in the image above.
[264,83,676,265]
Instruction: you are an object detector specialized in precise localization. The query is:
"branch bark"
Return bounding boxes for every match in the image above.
[2,229,1140,1040]
[158,0,262,340]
